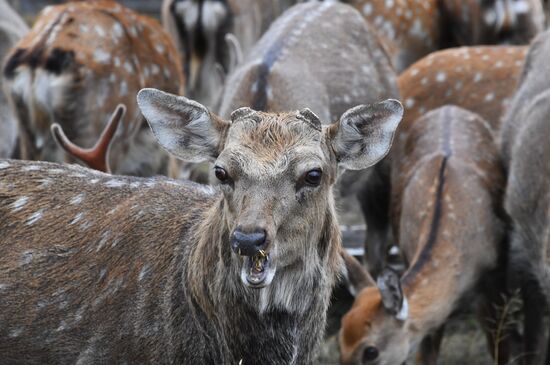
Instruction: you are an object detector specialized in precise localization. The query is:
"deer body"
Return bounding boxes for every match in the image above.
[3,1,184,176]
[0,87,403,363]
[217,2,398,121]
[0,0,28,158]
[500,29,550,365]
[340,106,507,365]
[162,0,296,108]
[345,0,542,71]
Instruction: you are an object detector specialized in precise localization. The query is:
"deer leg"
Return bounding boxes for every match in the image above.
[358,160,392,277]
[521,277,547,365]
[415,326,445,365]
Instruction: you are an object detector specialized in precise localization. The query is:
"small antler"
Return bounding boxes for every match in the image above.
[51,104,126,173]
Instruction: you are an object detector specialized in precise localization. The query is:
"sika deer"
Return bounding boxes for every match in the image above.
[215,2,399,274]
[0,0,28,158]
[162,0,296,107]
[500,28,550,365]
[363,45,526,276]
[3,1,184,176]
[340,106,509,365]
[0,88,403,364]
[344,0,542,71]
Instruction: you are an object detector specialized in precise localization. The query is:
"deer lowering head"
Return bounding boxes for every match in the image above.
[0,89,403,364]
[341,106,508,365]
[3,0,184,176]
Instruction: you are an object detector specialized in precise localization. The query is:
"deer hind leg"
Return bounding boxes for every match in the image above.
[415,326,445,365]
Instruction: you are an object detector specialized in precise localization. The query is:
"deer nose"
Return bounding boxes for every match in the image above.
[230,227,267,256]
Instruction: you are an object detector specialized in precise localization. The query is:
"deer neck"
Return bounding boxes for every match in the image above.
[187,194,343,361]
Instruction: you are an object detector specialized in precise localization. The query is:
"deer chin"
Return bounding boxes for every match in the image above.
[239,251,276,289]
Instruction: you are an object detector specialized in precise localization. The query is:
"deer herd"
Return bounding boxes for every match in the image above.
[0,0,548,364]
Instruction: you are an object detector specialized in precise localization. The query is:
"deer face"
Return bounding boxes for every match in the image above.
[137,88,402,288]
[340,270,411,365]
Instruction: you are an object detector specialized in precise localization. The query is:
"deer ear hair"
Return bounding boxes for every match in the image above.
[377,267,408,321]
[137,88,229,162]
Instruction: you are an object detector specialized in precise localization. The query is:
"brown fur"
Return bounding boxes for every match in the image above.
[344,0,542,71]
[3,1,184,176]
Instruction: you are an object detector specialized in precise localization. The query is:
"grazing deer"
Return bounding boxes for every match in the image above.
[162,0,296,108]
[3,0,184,176]
[0,88,403,364]
[0,0,28,158]
[363,45,527,276]
[340,106,509,365]
[500,28,550,365]
[343,0,542,71]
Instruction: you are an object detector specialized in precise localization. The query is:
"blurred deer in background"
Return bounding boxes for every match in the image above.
[3,0,184,176]
[501,28,550,365]
[363,45,527,275]
[0,0,28,158]
[161,0,297,108]
[340,106,510,365]
[0,87,403,364]
[343,0,543,71]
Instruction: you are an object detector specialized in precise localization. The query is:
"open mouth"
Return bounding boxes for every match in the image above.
[240,250,276,288]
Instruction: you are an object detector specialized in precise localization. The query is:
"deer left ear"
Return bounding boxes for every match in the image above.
[329,99,403,170]
[137,88,229,163]
[377,267,408,321]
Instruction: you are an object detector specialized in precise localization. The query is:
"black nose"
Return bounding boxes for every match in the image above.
[231,227,267,256]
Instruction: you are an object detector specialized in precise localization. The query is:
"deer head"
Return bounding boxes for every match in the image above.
[137,88,403,288]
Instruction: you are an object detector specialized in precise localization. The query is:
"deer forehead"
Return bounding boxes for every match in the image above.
[341,287,384,350]
[222,113,327,173]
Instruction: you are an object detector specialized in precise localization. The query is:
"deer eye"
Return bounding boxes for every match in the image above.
[362,346,379,363]
[214,166,230,184]
[304,169,322,186]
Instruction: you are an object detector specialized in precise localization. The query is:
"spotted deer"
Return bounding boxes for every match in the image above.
[340,106,509,365]
[162,0,296,108]
[0,87,403,363]
[343,0,542,71]
[3,0,184,176]
[500,28,550,365]
[0,0,28,158]
[363,45,527,276]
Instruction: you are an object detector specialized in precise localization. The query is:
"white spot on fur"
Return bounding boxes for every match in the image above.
[20,250,34,265]
[94,25,106,37]
[474,73,483,83]
[138,265,150,281]
[70,212,84,225]
[105,179,125,188]
[26,210,43,225]
[93,49,111,64]
[363,3,373,15]
[485,93,495,102]
[119,81,128,96]
[9,327,23,338]
[155,44,165,54]
[11,196,29,212]
[405,98,415,108]
[151,64,160,75]
[436,72,446,82]
[124,61,133,73]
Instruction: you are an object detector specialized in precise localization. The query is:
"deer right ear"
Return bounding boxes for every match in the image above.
[377,268,408,321]
[137,88,229,163]
[330,100,403,170]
